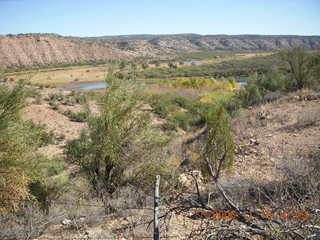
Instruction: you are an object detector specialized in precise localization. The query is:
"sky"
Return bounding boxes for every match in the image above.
[0,0,319,36]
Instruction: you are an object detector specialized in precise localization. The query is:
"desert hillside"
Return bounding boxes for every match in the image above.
[1,33,320,68]
[0,34,135,68]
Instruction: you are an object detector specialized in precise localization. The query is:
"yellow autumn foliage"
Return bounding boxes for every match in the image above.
[162,77,237,91]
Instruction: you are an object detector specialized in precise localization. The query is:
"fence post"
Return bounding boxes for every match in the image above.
[154,175,161,240]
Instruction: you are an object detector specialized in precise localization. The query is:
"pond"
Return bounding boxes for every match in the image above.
[235,77,249,86]
[61,82,107,90]
[236,76,249,83]
[60,81,156,90]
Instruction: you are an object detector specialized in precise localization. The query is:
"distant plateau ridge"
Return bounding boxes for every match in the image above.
[1,33,320,68]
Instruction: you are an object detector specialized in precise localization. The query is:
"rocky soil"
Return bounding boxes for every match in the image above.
[231,90,320,182]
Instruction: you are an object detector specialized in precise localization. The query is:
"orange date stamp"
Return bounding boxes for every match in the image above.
[193,209,309,221]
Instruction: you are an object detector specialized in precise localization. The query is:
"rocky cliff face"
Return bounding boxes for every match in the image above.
[1,34,320,68]
[111,35,320,56]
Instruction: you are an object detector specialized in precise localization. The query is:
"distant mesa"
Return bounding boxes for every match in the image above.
[0,33,320,68]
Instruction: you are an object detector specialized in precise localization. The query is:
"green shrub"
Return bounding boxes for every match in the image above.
[46,93,63,101]
[0,68,5,82]
[147,92,210,130]
[201,105,235,180]
[223,95,242,116]
[168,62,177,69]
[64,130,90,163]
[23,87,40,99]
[236,84,263,107]
[152,101,171,118]
[280,46,319,90]
[234,68,289,108]
[46,92,86,107]
[0,83,50,213]
[71,111,88,122]
[65,93,86,105]
[48,100,59,110]
[172,112,197,131]
[65,64,169,202]
[160,121,177,132]
[142,63,149,69]
[148,93,179,118]
[199,90,234,105]
[188,102,212,126]
[136,54,280,79]
[227,77,237,88]
[35,155,65,177]
[248,69,286,95]
[28,168,68,214]
[63,110,88,122]
[25,121,55,147]
[172,112,189,130]
[173,95,192,109]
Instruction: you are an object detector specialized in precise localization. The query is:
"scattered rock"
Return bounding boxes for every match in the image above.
[249,138,259,145]
[55,135,65,141]
[84,229,115,239]
[179,170,204,189]
[61,219,72,225]
[257,110,271,120]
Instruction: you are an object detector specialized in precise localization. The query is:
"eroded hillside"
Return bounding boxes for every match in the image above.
[1,33,320,68]
[0,34,135,68]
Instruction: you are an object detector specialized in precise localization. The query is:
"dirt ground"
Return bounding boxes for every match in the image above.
[231,90,320,182]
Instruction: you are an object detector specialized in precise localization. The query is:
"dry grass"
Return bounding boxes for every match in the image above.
[295,105,320,129]
[9,66,107,85]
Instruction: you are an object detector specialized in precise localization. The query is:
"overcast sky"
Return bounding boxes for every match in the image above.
[1,0,319,36]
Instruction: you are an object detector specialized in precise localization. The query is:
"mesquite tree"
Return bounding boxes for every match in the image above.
[0,82,42,214]
[65,63,168,204]
[202,105,234,181]
[280,46,320,90]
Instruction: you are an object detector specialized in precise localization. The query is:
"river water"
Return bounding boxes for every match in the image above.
[60,77,248,90]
